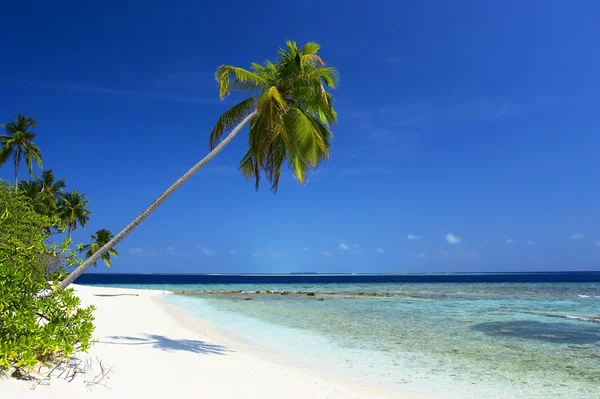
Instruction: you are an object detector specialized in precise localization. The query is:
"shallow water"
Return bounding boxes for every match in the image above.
[96,282,600,398]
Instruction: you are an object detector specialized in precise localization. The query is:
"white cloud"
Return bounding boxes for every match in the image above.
[270,251,281,257]
[407,234,423,240]
[129,247,181,257]
[340,243,350,250]
[375,248,385,254]
[445,233,461,245]
[527,241,535,245]
[505,239,517,244]
[417,252,427,259]
[320,250,334,257]
[569,233,585,240]
[594,240,600,247]
[303,247,309,251]
[228,250,237,255]
[252,249,261,257]
[352,250,362,255]
[194,244,214,256]
[129,247,183,257]
[429,249,478,260]
[129,247,146,256]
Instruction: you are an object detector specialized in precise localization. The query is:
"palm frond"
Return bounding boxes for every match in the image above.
[302,67,339,89]
[0,146,11,165]
[215,65,267,99]
[238,150,261,190]
[210,97,256,149]
[302,42,321,55]
[264,136,286,192]
[256,86,288,120]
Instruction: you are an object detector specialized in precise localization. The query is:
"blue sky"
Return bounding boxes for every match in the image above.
[1,1,598,273]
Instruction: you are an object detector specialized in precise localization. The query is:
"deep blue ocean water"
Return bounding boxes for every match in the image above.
[77,271,600,285]
[80,272,600,398]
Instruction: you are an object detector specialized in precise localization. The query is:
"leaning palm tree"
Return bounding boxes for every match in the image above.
[0,115,43,188]
[59,41,338,289]
[57,190,92,236]
[80,229,119,267]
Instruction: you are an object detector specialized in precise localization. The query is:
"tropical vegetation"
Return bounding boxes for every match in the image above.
[0,182,95,374]
[0,116,113,376]
[0,115,43,188]
[80,229,119,267]
[58,190,92,235]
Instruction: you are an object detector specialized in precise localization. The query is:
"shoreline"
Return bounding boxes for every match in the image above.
[0,284,434,398]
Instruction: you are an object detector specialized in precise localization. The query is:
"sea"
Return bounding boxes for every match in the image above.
[78,272,600,399]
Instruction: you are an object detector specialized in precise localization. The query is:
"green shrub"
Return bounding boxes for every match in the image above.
[0,182,95,373]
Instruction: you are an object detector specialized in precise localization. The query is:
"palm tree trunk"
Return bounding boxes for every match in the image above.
[14,148,20,189]
[59,111,257,289]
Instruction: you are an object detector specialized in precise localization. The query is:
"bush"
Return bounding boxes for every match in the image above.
[0,182,95,373]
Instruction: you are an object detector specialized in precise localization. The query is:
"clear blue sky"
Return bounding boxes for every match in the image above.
[1,0,598,273]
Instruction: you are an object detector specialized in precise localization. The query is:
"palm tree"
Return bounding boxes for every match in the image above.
[80,229,118,267]
[59,41,338,289]
[0,115,43,188]
[36,169,66,211]
[18,180,48,215]
[57,190,91,235]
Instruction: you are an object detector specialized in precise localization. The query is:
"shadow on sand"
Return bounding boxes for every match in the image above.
[101,334,230,355]
[471,320,600,344]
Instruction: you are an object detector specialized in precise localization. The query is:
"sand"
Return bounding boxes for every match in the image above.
[0,285,434,398]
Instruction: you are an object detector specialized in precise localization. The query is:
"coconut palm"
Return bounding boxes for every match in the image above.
[0,115,43,188]
[57,190,91,235]
[80,229,118,267]
[18,180,48,215]
[59,41,338,289]
[36,169,66,211]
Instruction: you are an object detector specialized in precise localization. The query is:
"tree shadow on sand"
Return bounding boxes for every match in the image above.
[101,334,230,355]
[471,320,600,344]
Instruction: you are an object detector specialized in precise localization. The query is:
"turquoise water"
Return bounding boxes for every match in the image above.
[100,282,600,398]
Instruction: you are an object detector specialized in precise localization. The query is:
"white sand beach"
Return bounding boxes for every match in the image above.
[0,285,433,399]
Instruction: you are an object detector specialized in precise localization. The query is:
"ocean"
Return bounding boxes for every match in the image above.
[78,273,600,398]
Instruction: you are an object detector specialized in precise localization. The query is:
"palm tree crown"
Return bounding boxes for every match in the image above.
[57,190,91,234]
[80,229,118,267]
[0,115,43,188]
[18,180,49,215]
[211,41,338,191]
[37,169,66,211]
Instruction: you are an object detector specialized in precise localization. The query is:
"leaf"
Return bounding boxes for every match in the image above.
[302,42,321,55]
[209,97,256,150]
[215,65,267,99]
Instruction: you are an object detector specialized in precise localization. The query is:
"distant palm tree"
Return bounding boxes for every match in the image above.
[57,190,91,235]
[59,41,338,289]
[80,229,118,267]
[36,169,66,211]
[0,115,43,188]
[18,180,48,215]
